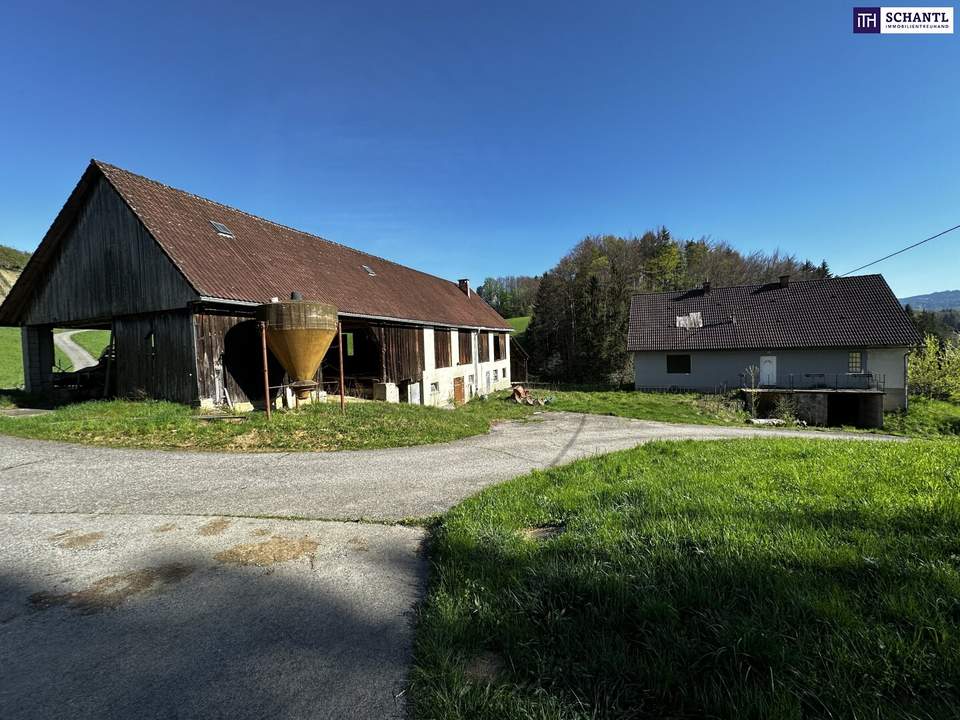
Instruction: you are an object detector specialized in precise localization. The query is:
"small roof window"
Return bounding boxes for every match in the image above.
[361,264,376,277]
[209,220,234,238]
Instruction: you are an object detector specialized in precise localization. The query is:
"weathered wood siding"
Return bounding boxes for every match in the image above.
[113,311,197,403]
[458,330,473,365]
[373,325,424,384]
[194,312,284,405]
[433,328,452,369]
[23,175,196,325]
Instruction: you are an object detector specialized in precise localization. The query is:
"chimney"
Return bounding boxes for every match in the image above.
[702,280,711,294]
[458,279,471,297]
[779,274,790,289]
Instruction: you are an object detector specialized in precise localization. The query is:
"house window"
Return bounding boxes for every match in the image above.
[666,354,691,374]
[430,382,440,395]
[848,351,863,373]
[493,369,499,382]
[343,332,354,357]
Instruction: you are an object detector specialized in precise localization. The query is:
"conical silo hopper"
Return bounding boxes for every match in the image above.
[256,295,338,400]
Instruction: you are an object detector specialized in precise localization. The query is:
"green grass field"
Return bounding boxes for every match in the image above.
[411,438,960,719]
[0,394,535,451]
[544,388,747,425]
[0,326,22,387]
[506,316,530,334]
[0,328,112,387]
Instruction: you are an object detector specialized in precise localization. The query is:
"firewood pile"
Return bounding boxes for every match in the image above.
[511,385,547,406]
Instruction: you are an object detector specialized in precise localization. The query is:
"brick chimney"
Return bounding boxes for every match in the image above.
[458,279,471,297]
[779,274,790,288]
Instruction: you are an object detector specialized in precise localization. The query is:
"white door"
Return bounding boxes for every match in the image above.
[760,356,777,386]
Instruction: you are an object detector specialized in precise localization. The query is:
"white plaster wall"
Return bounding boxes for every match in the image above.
[867,348,909,410]
[418,329,510,406]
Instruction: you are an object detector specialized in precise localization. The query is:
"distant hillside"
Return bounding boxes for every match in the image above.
[0,243,30,306]
[899,290,960,311]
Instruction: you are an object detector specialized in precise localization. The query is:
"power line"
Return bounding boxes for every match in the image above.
[840,223,960,276]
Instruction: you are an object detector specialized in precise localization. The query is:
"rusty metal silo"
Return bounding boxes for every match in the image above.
[256,293,338,400]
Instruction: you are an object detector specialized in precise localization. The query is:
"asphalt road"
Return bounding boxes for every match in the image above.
[0,413,897,719]
[0,412,896,521]
[53,330,98,370]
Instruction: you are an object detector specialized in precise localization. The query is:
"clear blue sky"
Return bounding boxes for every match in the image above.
[1,1,957,297]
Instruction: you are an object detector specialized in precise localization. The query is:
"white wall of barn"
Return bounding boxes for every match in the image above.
[419,328,511,406]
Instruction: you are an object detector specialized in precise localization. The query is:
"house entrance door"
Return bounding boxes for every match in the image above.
[760,356,777,386]
[453,376,465,405]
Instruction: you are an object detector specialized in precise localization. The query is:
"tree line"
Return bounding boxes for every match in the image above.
[513,229,830,384]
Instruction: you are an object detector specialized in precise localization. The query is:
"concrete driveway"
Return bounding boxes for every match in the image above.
[0,413,895,719]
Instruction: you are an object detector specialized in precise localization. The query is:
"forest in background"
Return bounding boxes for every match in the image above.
[483,228,831,384]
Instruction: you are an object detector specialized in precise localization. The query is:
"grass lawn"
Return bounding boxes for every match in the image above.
[506,316,530,334]
[1,328,112,386]
[884,397,960,437]
[68,329,111,360]
[0,394,535,451]
[0,326,22,388]
[543,388,747,426]
[411,438,960,719]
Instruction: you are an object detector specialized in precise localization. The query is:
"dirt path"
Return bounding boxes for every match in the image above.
[53,330,98,370]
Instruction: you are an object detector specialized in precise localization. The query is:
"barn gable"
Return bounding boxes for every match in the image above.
[0,166,197,326]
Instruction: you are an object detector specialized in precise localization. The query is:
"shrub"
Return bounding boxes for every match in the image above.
[909,334,960,401]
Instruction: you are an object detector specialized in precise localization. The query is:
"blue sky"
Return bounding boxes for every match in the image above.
[1,1,957,297]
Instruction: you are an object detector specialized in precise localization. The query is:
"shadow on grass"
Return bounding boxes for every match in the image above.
[412,504,960,720]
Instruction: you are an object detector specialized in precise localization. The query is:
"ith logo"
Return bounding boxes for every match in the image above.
[854,6,881,32]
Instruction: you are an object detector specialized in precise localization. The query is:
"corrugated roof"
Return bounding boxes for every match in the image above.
[0,160,509,329]
[627,275,921,352]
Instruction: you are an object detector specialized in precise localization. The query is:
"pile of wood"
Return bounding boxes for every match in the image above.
[511,385,545,406]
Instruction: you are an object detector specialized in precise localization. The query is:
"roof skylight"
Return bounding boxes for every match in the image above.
[209,220,234,238]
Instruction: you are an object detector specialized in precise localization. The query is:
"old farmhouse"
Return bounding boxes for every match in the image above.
[0,160,512,408]
[627,275,921,427]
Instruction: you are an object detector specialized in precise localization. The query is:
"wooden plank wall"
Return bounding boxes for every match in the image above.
[479,331,490,362]
[113,311,197,403]
[374,325,424,384]
[194,312,284,405]
[23,176,196,326]
[434,328,452,369]
[458,330,473,365]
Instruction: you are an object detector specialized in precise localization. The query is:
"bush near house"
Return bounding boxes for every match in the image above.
[411,438,960,720]
[909,334,960,402]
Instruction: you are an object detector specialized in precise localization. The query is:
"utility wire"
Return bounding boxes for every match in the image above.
[840,223,960,276]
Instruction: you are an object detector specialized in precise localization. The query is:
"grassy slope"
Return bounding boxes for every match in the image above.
[412,438,960,719]
[0,327,22,387]
[885,397,960,437]
[506,316,530,334]
[0,395,535,451]
[544,389,746,425]
[0,243,30,270]
[0,329,112,387]
[69,329,111,360]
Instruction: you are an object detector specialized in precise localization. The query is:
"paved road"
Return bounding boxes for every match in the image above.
[53,330,98,370]
[0,412,897,521]
[0,413,897,719]
[0,513,424,720]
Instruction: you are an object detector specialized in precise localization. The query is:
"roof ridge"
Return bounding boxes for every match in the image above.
[629,274,878,297]
[91,159,469,292]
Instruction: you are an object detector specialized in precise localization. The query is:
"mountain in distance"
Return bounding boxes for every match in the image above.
[0,243,30,306]
[899,289,960,311]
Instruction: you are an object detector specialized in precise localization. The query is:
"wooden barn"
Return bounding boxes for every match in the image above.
[0,160,513,408]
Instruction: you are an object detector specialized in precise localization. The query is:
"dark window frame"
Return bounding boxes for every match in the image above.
[666,354,691,374]
[848,351,863,373]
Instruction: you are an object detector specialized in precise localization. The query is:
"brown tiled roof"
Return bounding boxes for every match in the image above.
[627,275,921,352]
[0,160,509,329]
